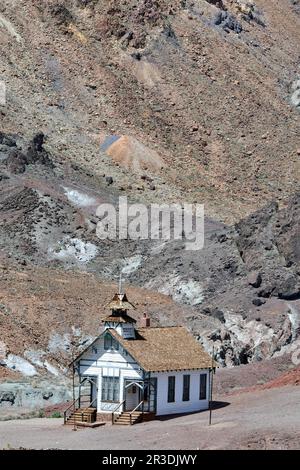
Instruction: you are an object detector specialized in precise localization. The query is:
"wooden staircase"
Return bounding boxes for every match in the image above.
[65,407,96,426]
[113,411,143,425]
[113,411,155,425]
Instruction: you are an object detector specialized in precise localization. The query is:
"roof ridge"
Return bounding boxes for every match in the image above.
[137,325,184,330]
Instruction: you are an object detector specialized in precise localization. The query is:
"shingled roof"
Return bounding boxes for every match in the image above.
[108,327,214,372]
[106,293,136,311]
[102,313,136,323]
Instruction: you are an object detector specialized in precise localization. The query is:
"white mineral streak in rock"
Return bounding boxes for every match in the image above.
[24,349,45,367]
[5,355,37,377]
[63,187,96,208]
[224,313,275,351]
[287,303,300,340]
[291,79,300,108]
[44,361,60,376]
[145,273,204,306]
[122,255,143,275]
[0,14,22,43]
[48,237,98,263]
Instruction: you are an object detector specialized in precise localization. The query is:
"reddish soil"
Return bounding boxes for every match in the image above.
[227,366,300,396]
[214,356,300,395]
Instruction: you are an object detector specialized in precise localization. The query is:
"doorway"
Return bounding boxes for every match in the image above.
[124,380,143,411]
[79,376,98,408]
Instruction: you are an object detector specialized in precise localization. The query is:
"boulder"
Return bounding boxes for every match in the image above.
[248,271,262,288]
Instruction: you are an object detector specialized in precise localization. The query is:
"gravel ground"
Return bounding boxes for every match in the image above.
[0,386,299,450]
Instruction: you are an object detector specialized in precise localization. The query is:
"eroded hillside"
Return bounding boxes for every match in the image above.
[0,1,300,392]
[0,0,299,221]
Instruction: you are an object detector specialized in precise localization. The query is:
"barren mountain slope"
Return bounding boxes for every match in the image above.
[0,1,300,390]
[0,0,299,221]
[0,132,299,372]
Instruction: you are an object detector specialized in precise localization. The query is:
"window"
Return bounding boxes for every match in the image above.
[200,373,207,400]
[182,375,190,401]
[104,333,119,351]
[101,377,119,402]
[104,334,111,350]
[168,376,175,403]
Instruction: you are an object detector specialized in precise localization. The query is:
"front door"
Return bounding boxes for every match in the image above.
[124,381,142,411]
[79,376,98,408]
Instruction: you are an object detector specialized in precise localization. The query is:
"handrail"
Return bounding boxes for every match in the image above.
[63,397,80,424]
[111,400,125,425]
[64,397,79,415]
[88,397,97,409]
[129,400,144,425]
[63,396,97,424]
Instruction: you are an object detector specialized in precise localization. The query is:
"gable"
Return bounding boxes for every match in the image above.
[76,331,138,368]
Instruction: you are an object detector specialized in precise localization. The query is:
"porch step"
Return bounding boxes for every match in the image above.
[66,407,97,425]
[114,411,143,425]
[113,411,155,425]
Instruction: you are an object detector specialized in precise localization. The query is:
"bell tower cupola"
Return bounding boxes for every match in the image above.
[103,277,136,339]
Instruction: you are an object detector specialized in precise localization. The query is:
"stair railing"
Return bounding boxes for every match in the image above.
[129,400,144,425]
[64,396,98,424]
[111,400,125,425]
[63,397,80,424]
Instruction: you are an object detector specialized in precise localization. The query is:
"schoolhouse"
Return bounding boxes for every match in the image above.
[64,290,214,425]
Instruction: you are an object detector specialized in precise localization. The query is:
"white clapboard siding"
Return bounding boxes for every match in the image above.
[78,335,143,412]
[152,369,210,416]
[77,334,211,415]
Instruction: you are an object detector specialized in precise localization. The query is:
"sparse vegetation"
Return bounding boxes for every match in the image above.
[38,410,45,418]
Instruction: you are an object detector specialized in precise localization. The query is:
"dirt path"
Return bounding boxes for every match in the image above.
[0,386,299,450]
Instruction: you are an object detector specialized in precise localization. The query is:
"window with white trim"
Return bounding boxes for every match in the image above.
[101,376,120,402]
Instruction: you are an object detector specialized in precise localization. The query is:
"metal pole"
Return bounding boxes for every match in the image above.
[72,352,77,431]
[78,379,81,409]
[119,272,123,295]
[209,346,214,426]
[141,382,145,421]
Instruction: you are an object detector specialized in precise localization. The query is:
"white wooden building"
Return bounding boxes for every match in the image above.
[65,291,214,425]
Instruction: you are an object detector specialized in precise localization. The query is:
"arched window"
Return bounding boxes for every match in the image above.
[104,333,119,351]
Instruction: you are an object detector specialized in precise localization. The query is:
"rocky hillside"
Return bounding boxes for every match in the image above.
[0,131,299,374]
[0,0,299,222]
[0,0,300,393]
